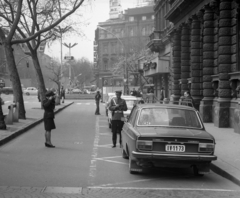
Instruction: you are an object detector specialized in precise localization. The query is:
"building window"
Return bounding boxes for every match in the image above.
[142,27,146,36]
[152,15,155,20]
[103,44,108,54]
[129,16,134,21]
[142,16,146,21]
[129,28,134,36]
[111,42,117,54]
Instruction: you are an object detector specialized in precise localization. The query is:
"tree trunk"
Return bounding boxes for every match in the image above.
[3,43,26,119]
[31,51,47,109]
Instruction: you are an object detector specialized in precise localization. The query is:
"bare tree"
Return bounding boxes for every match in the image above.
[0,0,89,120]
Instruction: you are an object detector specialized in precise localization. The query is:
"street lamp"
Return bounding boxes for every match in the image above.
[97,26,128,95]
[63,42,78,87]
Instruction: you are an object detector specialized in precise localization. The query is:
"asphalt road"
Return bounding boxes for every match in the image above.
[0,100,240,197]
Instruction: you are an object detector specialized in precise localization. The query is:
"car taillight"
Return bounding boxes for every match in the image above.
[198,143,215,152]
[137,140,153,151]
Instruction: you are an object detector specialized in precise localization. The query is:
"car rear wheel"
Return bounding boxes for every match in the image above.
[193,165,204,177]
[26,92,30,96]
[122,148,128,159]
[129,156,141,174]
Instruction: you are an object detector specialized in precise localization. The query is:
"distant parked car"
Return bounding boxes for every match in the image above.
[23,87,38,95]
[83,89,91,94]
[72,88,82,94]
[0,87,13,95]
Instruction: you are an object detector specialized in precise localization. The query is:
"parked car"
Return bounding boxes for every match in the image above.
[0,87,13,95]
[83,89,91,94]
[72,88,82,94]
[121,103,217,176]
[23,87,38,95]
[107,95,142,128]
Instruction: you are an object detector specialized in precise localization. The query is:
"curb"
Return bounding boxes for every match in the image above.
[0,102,74,147]
[210,163,240,187]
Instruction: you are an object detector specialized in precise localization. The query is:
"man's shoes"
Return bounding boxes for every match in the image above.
[112,145,116,148]
[45,143,55,148]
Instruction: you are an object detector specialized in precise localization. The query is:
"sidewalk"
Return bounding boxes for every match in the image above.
[0,102,240,187]
[204,123,240,186]
[0,101,74,147]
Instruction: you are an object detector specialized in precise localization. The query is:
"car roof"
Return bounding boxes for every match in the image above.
[135,103,196,110]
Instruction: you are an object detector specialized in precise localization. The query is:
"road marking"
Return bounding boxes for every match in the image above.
[99,132,111,135]
[96,159,127,165]
[92,179,154,187]
[88,116,100,186]
[99,126,109,128]
[44,187,82,194]
[96,144,114,148]
[89,186,239,192]
[76,103,82,105]
[96,156,122,159]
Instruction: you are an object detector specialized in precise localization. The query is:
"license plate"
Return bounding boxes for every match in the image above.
[165,145,185,152]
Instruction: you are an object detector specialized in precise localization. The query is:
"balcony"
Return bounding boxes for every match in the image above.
[147,31,164,53]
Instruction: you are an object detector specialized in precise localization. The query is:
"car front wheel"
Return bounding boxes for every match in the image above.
[26,92,30,96]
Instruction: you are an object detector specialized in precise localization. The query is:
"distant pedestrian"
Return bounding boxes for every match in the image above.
[160,87,165,102]
[181,91,196,109]
[95,91,101,115]
[43,90,56,148]
[109,90,128,148]
[60,86,65,103]
[130,88,137,96]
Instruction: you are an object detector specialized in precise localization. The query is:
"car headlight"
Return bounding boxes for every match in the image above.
[198,143,215,152]
[137,140,153,151]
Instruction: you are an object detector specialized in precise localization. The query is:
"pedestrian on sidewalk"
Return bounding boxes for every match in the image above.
[109,90,128,148]
[95,91,101,115]
[60,86,65,103]
[181,91,196,109]
[43,90,56,148]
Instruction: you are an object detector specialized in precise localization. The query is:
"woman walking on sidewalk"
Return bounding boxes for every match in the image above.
[43,90,56,148]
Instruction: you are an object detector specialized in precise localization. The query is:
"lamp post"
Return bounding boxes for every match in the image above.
[97,26,128,95]
[63,42,78,87]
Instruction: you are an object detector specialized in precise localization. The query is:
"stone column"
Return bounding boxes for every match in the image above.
[181,25,191,96]
[215,0,232,127]
[191,15,203,111]
[199,6,215,122]
[170,30,181,103]
[170,30,181,104]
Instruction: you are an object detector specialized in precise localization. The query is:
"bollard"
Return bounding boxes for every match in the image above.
[5,104,14,125]
[13,102,19,122]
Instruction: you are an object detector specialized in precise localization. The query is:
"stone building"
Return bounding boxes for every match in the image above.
[94,4,155,91]
[150,0,240,132]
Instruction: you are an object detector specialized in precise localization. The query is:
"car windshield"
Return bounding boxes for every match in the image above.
[138,107,202,129]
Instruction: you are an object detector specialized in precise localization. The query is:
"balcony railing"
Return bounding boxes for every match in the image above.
[147,31,164,53]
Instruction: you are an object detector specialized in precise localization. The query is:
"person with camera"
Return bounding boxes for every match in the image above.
[43,90,56,148]
[109,90,128,148]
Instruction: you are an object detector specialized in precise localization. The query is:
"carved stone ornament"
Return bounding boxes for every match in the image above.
[209,0,219,16]
[196,9,204,22]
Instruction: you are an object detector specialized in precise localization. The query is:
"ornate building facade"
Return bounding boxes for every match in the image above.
[94,5,155,90]
[149,0,240,132]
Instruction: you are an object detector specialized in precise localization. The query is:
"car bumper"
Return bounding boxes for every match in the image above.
[132,151,217,161]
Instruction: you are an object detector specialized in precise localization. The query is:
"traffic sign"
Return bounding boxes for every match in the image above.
[64,56,74,60]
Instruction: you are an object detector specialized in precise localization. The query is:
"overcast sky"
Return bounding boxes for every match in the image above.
[45,0,137,62]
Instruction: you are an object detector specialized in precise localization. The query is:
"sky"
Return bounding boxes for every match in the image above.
[45,0,138,63]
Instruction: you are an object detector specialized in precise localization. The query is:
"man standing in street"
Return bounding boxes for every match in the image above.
[109,90,128,148]
[60,86,65,103]
[95,91,101,115]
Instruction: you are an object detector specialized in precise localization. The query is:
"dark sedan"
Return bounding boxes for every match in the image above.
[121,103,217,176]
[0,87,13,95]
